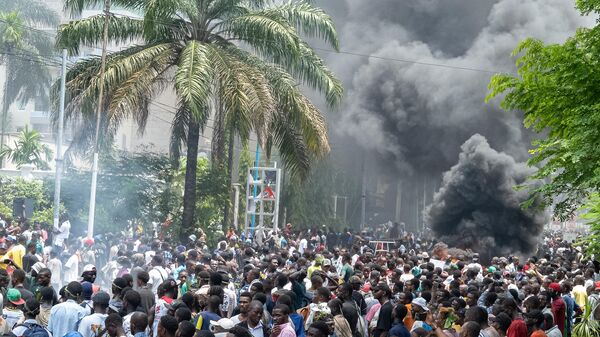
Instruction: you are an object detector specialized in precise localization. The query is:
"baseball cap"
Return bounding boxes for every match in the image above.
[322,259,332,267]
[31,262,46,274]
[548,283,561,292]
[210,318,235,330]
[82,264,96,273]
[81,281,93,300]
[595,281,600,290]
[411,297,429,311]
[7,288,24,305]
[92,291,110,306]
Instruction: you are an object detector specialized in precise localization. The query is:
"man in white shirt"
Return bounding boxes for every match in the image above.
[53,218,70,248]
[47,251,62,292]
[78,292,110,337]
[299,237,308,255]
[148,255,169,294]
[63,249,80,285]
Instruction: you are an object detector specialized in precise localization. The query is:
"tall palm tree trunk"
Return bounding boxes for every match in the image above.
[182,120,200,237]
[223,125,235,227]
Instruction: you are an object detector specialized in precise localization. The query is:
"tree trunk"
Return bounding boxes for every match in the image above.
[182,120,200,238]
[223,125,235,227]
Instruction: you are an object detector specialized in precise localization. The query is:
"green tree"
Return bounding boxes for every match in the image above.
[0,125,53,169]
[0,1,59,157]
[57,0,343,236]
[486,0,600,256]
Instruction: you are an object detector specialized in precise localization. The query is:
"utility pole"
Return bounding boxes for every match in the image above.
[53,49,68,229]
[87,0,111,240]
[360,155,366,230]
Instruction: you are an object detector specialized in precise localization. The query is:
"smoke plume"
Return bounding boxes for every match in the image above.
[424,134,546,257]
[320,0,593,176]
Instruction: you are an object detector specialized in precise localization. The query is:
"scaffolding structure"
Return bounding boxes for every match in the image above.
[244,166,282,236]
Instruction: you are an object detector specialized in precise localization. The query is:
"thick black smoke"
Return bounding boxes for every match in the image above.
[318,0,593,176]
[425,134,546,257]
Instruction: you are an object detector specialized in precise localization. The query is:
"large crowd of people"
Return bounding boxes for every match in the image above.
[0,216,597,337]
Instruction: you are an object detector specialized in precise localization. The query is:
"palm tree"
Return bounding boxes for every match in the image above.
[0,1,60,162]
[57,0,343,236]
[0,125,53,170]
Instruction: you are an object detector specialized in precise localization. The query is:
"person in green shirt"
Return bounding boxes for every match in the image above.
[340,254,353,284]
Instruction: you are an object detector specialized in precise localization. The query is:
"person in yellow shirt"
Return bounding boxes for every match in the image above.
[5,236,26,269]
[571,276,588,309]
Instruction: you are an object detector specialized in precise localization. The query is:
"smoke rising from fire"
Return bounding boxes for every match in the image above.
[320,0,593,175]
[424,134,546,257]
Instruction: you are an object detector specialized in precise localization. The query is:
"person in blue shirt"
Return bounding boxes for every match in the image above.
[389,303,411,337]
[48,281,87,337]
[195,295,222,331]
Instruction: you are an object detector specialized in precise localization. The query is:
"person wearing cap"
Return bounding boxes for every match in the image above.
[410,297,432,332]
[78,291,110,337]
[547,283,565,336]
[48,281,87,337]
[81,281,95,315]
[1,288,26,333]
[11,298,51,337]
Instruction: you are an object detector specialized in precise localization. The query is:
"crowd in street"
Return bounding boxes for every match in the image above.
[0,216,597,337]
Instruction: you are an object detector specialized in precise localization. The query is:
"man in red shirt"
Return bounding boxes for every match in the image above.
[548,283,566,336]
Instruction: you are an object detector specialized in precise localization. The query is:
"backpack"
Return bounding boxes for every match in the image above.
[18,323,49,337]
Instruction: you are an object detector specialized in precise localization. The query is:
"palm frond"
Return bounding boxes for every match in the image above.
[108,44,178,131]
[174,40,214,122]
[63,0,146,17]
[170,105,190,166]
[261,1,339,50]
[57,14,144,55]
[270,113,311,178]
[219,13,301,62]
[0,0,60,27]
[144,0,197,40]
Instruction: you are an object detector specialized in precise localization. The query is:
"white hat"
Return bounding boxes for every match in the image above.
[411,297,429,311]
[210,318,235,330]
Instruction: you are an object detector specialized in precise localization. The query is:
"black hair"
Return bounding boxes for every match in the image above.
[137,271,150,283]
[253,292,267,305]
[308,321,330,337]
[227,326,253,337]
[175,307,192,322]
[273,303,290,315]
[177,321,196,337]
[465,306,488,325]
[159,315,179,336]
[124,289,141,309]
